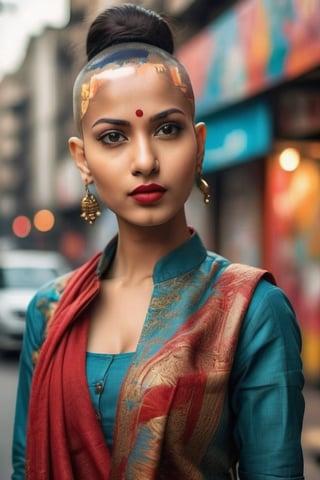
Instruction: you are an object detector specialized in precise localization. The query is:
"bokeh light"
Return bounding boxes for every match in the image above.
[12,215,31,238]
[279,148,300,172]
[33,209,55,232]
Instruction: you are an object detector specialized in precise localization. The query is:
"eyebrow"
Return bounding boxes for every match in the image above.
[150,108,185,121]
[92,118,130,128]
[91,108,185,128]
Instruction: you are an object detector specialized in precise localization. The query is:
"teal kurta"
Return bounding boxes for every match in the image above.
[12,232,304,479]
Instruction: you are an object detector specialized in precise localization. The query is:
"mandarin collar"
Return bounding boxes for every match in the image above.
[96,230,207,283]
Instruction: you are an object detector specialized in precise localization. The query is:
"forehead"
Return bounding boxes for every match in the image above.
[84,64,192,120]
[73,43,194,129]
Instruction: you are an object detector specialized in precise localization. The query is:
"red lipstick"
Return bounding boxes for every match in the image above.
[129,183,166,204]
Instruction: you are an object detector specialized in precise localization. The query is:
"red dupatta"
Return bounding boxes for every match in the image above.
[25,252,112,480]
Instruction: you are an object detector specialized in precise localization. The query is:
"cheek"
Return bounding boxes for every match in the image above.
[93,176,120,210]
[82,142,119,185]
[90,166,118,193]
[171,140,198,178]
[82,157,115,198]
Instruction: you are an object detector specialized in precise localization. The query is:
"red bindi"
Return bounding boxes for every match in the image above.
[135,109,144,117]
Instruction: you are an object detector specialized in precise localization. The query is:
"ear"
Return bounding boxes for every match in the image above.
[68,136,93,184]
[194,122,206,172]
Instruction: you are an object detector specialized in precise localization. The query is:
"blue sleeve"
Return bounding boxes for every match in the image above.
[10,277,63,480]
[230,280,305,480]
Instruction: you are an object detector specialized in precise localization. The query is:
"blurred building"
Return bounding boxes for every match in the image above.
[176,0,320,382]
[0,0,319,379]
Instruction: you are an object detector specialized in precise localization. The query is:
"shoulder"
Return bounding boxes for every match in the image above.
[234,278,303,383]
[246,279,301,341]
[204,251,272,293]
[25,270,75,364]
[31,270,74,321]
[205,251,293,330]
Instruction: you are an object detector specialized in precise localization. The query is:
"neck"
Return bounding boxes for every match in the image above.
[108,214,191,284]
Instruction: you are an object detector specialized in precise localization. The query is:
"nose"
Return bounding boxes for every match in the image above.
[131,135,159,176]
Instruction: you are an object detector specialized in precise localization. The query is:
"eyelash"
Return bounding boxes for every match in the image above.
[155,122,184,137]
[96,121,184,145]
[97,131,126,145]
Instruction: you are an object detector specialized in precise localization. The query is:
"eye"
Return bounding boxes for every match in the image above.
[155,122,183,137]
[97,130,127,145]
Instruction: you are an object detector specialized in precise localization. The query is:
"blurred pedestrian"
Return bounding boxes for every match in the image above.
[11,4,305,479]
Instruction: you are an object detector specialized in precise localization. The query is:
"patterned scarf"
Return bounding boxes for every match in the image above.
[25,252,112,479]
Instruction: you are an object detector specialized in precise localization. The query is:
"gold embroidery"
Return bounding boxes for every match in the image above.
[31,272,73,365]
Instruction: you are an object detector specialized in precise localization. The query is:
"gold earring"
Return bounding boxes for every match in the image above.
[80,184,101,224]
[198,175,211,204]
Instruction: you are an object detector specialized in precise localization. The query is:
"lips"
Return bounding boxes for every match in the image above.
[130,183,166,195]
[129,183,167,204]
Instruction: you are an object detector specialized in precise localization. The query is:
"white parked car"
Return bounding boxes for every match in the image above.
[0,249,70,352]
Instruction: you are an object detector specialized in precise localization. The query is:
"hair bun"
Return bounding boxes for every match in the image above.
[86,4,174,61]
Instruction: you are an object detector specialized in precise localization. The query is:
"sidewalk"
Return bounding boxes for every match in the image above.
[302,384,320,479]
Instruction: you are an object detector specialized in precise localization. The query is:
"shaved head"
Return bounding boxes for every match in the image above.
[73,42,195,134]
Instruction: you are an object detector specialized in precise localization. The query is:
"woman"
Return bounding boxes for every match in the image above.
[12,4,304,479]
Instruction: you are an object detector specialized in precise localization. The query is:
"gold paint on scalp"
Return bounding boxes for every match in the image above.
[81,83,90,117]
[154,63,167,73]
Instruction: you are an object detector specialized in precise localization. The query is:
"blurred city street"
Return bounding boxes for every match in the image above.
[0,0,320,478]
[1,353,319,479]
